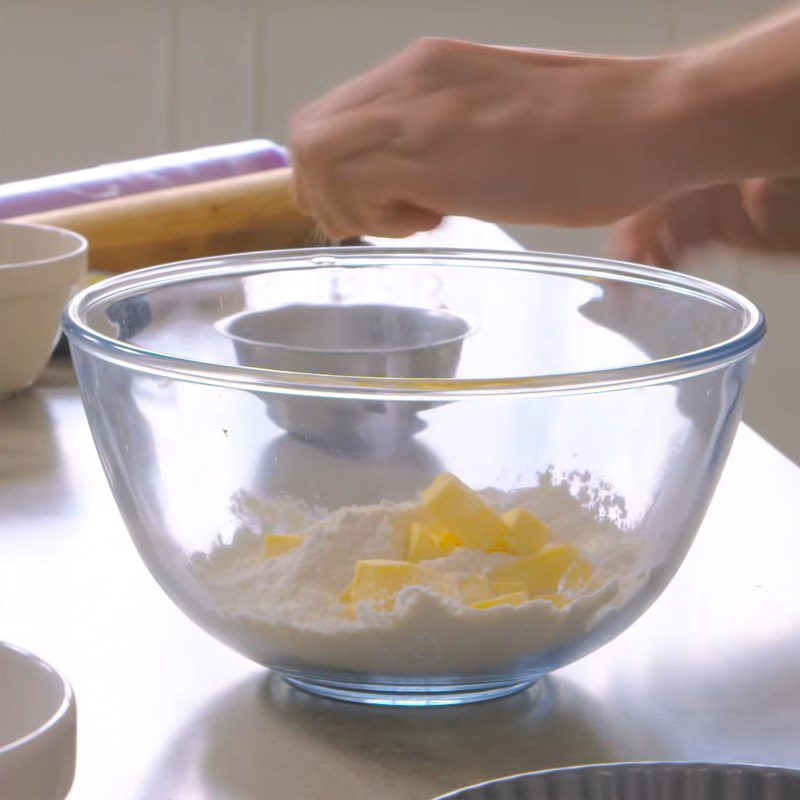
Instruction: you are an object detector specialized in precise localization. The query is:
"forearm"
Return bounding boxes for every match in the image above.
[662,5,800,189]
[290,11,800,237]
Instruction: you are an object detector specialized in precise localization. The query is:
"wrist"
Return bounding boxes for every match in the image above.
[654,38,800,190]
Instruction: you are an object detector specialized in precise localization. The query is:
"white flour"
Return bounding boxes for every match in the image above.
[190,473,646,676]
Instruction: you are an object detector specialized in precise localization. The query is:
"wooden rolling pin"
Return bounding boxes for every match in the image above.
[14,167,321,273]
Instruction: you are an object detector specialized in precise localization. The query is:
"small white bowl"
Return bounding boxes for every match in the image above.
[0,221,87,396]
[0,643,77,800]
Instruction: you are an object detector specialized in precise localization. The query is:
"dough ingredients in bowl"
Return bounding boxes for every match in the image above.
[191,470,647,676]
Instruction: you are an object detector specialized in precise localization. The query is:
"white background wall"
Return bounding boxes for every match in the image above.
[1,0,797,462]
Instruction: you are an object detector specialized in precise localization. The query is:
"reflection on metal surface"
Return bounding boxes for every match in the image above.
[138,673,652,799]
[437,762,800,799]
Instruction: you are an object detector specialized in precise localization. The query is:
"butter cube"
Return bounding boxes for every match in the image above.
[405,521,459,563]
[439,530,464,549]
[492,580,527,595]
[500,508,549,555]
[421,473,506,550]
[490,544,581,596]
[561,557,593,590]
[454,573,493,604]
[470,591,528,610]
[348,559,444,610]
[263,533,305,558]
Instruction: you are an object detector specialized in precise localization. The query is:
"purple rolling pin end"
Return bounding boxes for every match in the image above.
[0,139,289,219]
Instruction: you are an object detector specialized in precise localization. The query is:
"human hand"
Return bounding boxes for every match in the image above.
[290,38,683,238]
[613,177,800,268]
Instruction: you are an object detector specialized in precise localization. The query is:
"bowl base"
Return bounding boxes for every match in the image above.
[277,672,539,707]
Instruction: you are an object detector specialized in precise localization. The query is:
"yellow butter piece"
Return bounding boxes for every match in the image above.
[500,508,549,555]
[561,557,593,590]
[421,473,506,550]
[347,559,445,611]
[405,521,458,563]
[490,543,581,596]
[439,529,463,549]
[470,591,528,610]
[263,533,305,558]
[492,580,527,595]
[454,573,494,604]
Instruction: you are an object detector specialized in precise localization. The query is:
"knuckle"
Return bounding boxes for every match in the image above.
[290,121,326,166]
[745,179,783,231]
[405,36,457,68]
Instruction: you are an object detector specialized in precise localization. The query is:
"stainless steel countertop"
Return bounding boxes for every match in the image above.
[2,218,798,799]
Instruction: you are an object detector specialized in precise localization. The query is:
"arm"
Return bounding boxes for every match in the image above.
[614,7,800,265]
[666,6,800,187]
[290,7,800,239]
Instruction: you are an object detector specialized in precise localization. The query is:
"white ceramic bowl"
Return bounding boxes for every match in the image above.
[0,220,87,396]
[0,642,76,800]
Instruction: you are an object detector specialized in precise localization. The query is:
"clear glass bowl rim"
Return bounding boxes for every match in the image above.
[62,246,766,400]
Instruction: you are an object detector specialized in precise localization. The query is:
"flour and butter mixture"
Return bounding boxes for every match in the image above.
[190,471,646,675]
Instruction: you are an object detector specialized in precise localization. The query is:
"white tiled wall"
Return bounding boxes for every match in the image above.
[1,0,797,462]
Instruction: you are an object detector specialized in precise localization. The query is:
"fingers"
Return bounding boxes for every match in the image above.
[742,176,800,252]
[291,109,396,238]
[614,176,800,267]
[705,182,764,250]
[613,216,653,264]
[292,100,443,238]
[288,38,451,238]
[371,202,443,238]
[613,208,678,268]
[613,184,752,268]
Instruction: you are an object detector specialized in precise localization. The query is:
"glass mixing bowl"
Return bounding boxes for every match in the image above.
[63,247,765,706]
